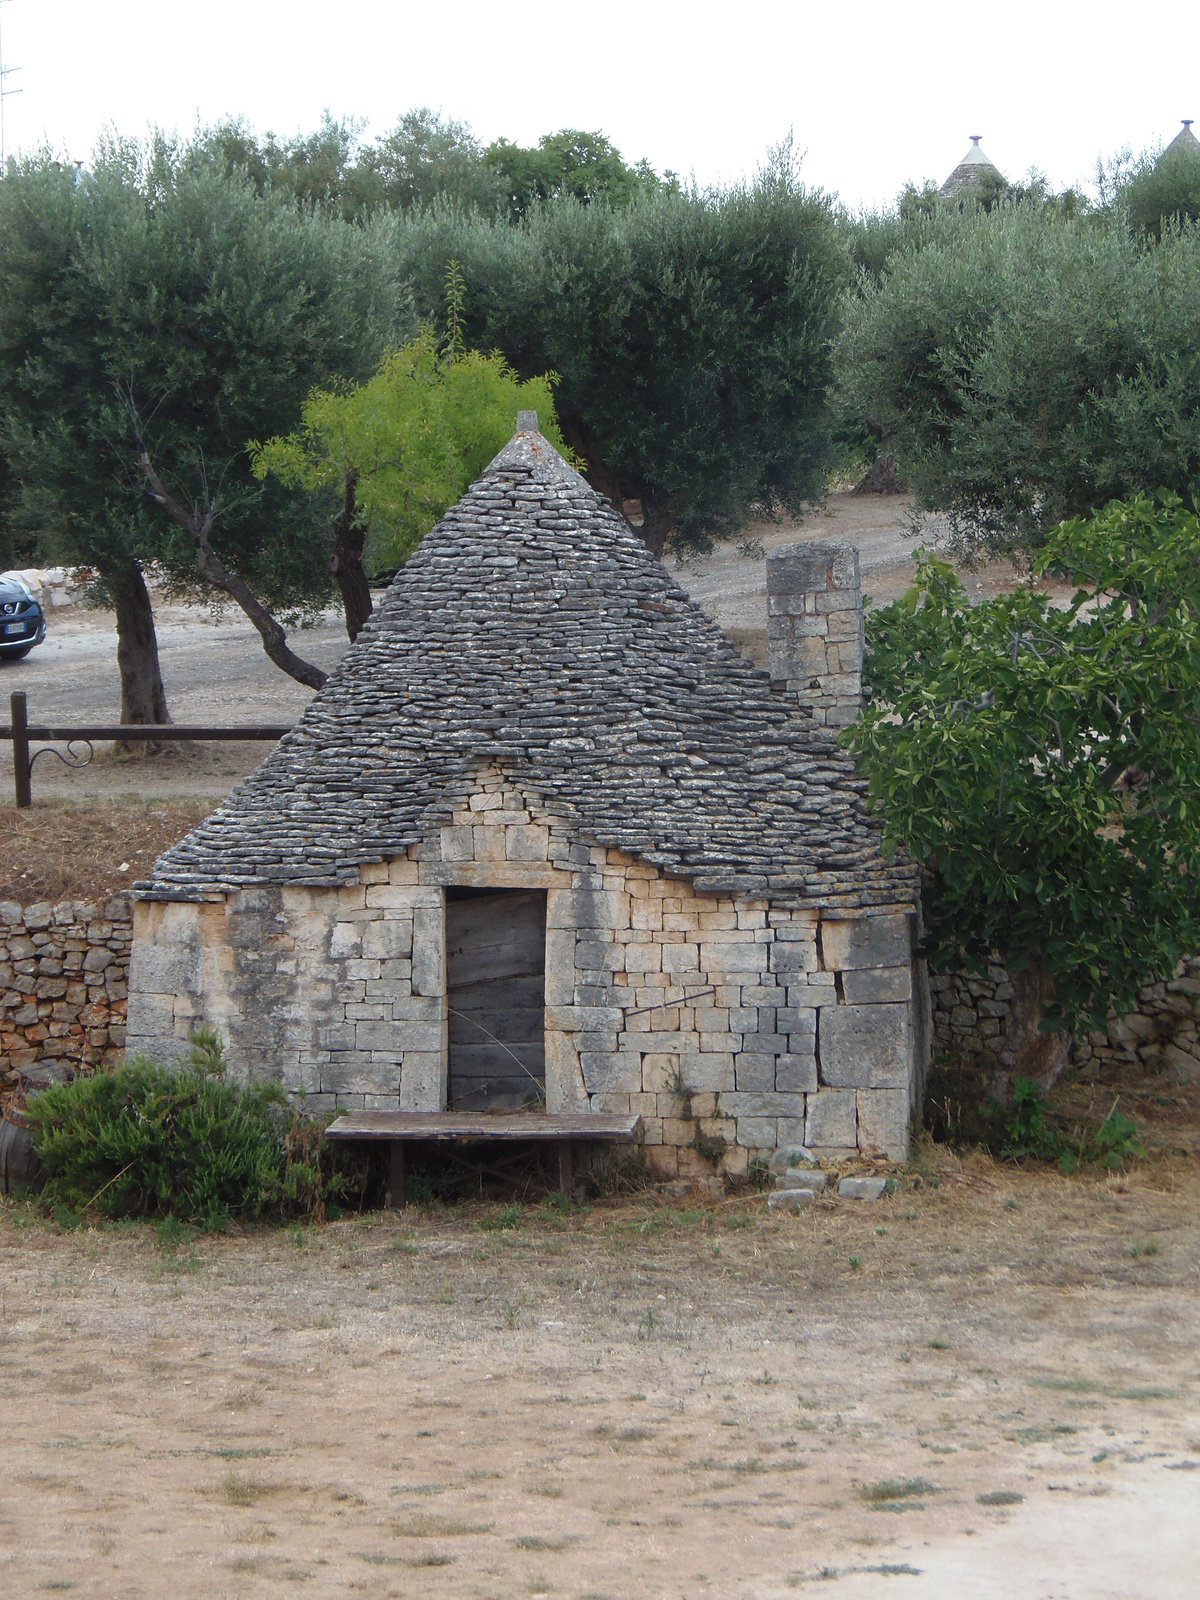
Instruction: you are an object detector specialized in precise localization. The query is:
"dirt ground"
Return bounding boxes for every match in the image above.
[1,1144,1197,1600]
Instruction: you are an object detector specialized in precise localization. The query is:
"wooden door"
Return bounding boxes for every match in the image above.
[445,888,546,1111]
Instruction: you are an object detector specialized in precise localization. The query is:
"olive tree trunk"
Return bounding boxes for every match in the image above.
[108,560,170,753]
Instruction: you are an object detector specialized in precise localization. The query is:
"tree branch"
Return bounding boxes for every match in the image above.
[133,428,328,693]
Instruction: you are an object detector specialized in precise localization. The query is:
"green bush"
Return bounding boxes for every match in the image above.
[24,1033,358,1227]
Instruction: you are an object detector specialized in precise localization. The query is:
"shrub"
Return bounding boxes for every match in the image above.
[24,1032,358,1227]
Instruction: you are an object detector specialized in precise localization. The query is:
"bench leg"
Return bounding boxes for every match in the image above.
[386,1141,406,1209]
[557,1140,573,1197]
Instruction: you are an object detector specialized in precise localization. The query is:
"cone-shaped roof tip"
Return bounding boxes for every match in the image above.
[484,412,589,488]
[1165,119,1200,156]
[940,133,1003,196]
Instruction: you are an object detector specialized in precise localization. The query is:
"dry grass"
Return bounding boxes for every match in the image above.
[1,1129,1198,1597]
[0,797,211,904]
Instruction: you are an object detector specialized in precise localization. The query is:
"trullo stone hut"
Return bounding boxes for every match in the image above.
[940,134,1004,198]
[125,417,927,1176]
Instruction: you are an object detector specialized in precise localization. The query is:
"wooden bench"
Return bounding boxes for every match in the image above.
[324,1111,643,1205]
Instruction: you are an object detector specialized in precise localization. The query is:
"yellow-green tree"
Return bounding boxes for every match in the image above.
[251,327,573,638]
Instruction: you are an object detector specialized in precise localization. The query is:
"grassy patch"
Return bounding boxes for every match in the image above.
[858,1477,940,1512]
[391,1513,489,1537]
[977,1490,1024,1506]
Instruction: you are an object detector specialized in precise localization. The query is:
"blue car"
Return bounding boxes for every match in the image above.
[0,575,46,660]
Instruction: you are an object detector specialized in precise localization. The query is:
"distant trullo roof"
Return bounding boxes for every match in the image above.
[139,417,917,911]
[1163,119,1200,158]
[940,134,1004,197]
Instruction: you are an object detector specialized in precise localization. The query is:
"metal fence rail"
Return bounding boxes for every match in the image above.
[1,691,292,807]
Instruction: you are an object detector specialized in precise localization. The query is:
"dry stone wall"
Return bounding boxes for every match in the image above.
[931,959,1200,1082]
[127,767,927,1172]
[0,896,130,1081]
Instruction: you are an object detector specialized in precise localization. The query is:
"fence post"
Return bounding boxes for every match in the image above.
[11,690,31,808]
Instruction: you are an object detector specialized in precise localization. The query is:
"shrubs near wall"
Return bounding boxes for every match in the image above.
[24,1032,366,1226]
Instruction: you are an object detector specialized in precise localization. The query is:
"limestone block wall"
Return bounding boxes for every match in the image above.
[931,958,1200,1084]
[767,541,864,730]
[127,768,927,1169]
[1,896,131,1079]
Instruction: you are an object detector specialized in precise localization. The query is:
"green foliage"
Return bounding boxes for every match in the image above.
[834,201,1200,555]
[195,112,671,223]
[0,135,410,609]
[23,1034,358,1227]
[197,108,507,220]
[485,128,669,218]
[1119,142,1200,239]
[251,327,574,570]
[389,140,846,546]
[845,496,1200,1036]
[1003,1078,1143,1171]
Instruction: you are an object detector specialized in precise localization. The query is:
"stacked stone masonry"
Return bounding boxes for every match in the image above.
[767,542,864,730]
[931,958,1200,1082]
[128,768,926,1172]
[126,423,927,1168]
[1,897,131,1081]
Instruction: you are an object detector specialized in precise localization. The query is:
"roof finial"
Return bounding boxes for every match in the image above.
[516,410,539,435]
[1184,120,1194,131]
[970,134,982,145]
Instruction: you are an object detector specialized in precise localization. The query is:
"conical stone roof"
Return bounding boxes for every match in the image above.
[940,135,1004,197]
[1163,119,1200,158]
[140,421,918,911]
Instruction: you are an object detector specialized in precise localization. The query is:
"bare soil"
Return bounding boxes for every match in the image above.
[0,798,214,905]
[1,1143,1197,1599]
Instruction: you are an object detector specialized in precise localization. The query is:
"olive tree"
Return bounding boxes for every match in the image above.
[390,145,848,554]
[834,201,1200,558]
[0,138,409,719]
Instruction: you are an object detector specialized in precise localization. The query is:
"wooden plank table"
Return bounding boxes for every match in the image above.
[324,1111,643,1205]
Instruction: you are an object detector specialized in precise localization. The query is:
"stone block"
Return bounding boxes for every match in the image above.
[411,905,445,997]
[680,1051,735,1091]
[661,943,699,973]
[362,919,413,961]
[735,1052,775,1090]
[720,1091,806,1118]
[857,1089,910,1159]
[820,914,911,972]
[767,1189,815,1211]
[506,824,550,861]
[320,1062,400,1096]
[769,942,817,974]
[842,965,913,1005]
[730,1116,775,1149]
[819,1003,911,1089]
[329,921,363,960]
[547,888,629,930]
[778,1167,829,1191]
[398,1051,445,1112]
[805,1089,856,1149]
[700,943,771,974]
[126,937,193,994]
[776,1052,818,1092]
[580,1052,643,1094]
[838,1176,888,1200]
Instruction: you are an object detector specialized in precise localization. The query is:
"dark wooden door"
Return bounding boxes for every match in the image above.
[445,889,546,1111]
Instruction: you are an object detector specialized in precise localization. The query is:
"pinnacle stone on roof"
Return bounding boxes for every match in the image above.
[138,417,917,912]
[939,134,1004,197]
[1163,119,1200,157]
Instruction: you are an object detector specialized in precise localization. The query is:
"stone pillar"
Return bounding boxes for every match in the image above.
[766,541,863,729]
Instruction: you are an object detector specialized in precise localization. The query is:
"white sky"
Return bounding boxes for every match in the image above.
[1,0,1197,211]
